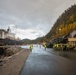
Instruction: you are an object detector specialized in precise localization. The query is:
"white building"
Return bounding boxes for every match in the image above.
[70,30,76,38]
[0,28,15,40]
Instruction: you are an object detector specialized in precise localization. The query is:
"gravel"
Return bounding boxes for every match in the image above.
[0,47,30,75]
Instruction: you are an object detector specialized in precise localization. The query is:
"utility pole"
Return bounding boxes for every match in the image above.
[58,28,61,43]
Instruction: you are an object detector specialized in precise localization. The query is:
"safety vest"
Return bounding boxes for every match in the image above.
[30,45,33,49]
[44,44,46,48]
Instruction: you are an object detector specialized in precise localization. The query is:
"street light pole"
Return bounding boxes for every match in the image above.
[58,28,61,43]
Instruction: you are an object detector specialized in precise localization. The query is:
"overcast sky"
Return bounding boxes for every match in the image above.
[0,0,76,39]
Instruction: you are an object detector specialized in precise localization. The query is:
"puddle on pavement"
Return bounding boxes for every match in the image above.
[52,50,76,61]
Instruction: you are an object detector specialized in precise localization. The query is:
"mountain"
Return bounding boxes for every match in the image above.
[21,38,30,42]
[45,4,76,41]
[21,38,32,44]
[22,4,76,44]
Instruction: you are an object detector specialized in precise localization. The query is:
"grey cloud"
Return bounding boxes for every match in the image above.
[0,0,76,36]
[31,31,37,34]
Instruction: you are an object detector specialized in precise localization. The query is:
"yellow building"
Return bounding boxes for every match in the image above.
[68,38,76,47]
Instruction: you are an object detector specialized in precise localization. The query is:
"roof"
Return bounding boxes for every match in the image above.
[0,29,8,33]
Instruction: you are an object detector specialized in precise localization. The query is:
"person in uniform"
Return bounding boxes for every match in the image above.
[29,44,33,51]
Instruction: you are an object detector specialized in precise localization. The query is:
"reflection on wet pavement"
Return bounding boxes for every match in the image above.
[20,45,76,75]
[46,48,76,61]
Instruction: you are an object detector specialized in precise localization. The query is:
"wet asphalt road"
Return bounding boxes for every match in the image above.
[20,45,76,75]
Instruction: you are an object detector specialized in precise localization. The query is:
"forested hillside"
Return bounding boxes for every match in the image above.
[22,4,76,44]
[45,4,76,41]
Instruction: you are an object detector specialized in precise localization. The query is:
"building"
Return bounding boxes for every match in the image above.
[68,38,76,47]
[0,27,15,40]
[68,30,76,47]
[70,30,76,38]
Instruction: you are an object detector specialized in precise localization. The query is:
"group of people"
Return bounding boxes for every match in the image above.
[29,43,47,51]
